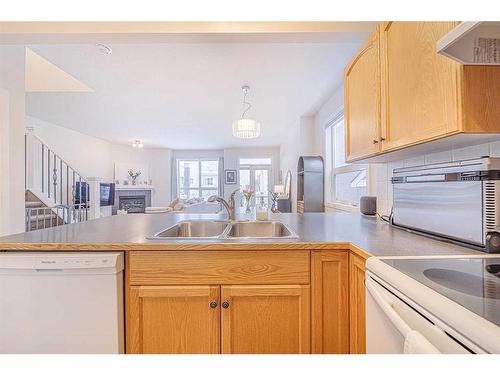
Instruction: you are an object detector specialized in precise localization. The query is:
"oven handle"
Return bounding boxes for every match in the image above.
[366,277,413,337]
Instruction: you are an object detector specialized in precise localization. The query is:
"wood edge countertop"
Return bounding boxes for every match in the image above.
[0,240,370,258]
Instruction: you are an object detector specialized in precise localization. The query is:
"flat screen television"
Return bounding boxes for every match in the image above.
[100,183,115,207]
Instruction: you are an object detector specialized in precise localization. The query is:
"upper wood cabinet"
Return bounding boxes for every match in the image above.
[379,22,460,151]
[221,285,310,354]
[345,26,381,160]
[344,21,500,162]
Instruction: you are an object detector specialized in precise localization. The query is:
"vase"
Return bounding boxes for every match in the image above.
[132,179,137,186]
[245,199,251,213]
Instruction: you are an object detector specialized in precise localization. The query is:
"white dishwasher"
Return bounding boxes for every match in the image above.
[0,252,124,354]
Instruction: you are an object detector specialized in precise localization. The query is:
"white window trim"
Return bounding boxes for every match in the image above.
[176,158,220,199]
[238,157,273,206]
[324,113,371,211]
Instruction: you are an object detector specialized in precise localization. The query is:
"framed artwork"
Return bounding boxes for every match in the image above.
[225,169,237,184]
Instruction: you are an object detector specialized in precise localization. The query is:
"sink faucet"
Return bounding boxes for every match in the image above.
[208,189,239,220]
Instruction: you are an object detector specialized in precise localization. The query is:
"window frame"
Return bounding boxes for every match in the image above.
[176,158,220,200]
[238,157,273,207]
[325,113,371,212]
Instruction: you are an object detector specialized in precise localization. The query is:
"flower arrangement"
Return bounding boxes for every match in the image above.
[242,188,255,213]
[242,188,255,201]
[128,169,141,185]
[269,191,279,213]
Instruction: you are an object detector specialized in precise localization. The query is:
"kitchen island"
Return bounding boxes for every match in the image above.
[0,212,484,354]
[0,212,481,256]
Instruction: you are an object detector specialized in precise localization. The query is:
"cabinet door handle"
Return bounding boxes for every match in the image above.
[221,300,230,309]
[372,139,379,144]
[209,300,218,309]
[380,137,386,141]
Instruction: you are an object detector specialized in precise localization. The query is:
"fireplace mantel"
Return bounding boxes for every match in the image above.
[115,186,154,191]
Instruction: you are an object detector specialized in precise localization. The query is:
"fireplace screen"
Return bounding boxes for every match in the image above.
[119,195,146,213]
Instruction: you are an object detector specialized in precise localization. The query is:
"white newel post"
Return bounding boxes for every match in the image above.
[25,127,35,191]
[87,177,102,220]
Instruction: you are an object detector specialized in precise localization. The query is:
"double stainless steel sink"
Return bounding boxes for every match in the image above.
[149,219,298,240]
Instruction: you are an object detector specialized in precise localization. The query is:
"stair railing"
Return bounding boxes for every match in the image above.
[25,205,70,232]
[25,132,90,230]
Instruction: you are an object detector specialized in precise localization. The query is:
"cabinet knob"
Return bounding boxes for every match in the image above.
[380,137,386,141]
[209,300,218,309]
[372,139,379,144]
[221,300,230,309]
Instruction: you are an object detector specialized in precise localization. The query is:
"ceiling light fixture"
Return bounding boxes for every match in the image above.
[232,85,261,139]
[132,140,143,149]
[96,43,113,55]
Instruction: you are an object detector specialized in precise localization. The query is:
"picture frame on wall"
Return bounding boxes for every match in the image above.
[225,169,237,184]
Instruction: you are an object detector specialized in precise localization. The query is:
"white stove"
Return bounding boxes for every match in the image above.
[366,255,500,354]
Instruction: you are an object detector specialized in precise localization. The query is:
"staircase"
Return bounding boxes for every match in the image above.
[25,190,66,231]
[25,131,89,231]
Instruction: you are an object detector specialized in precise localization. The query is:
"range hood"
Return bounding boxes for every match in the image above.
[437,22,500,65]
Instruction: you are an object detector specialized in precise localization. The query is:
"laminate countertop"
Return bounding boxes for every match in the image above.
[0,212,486,258]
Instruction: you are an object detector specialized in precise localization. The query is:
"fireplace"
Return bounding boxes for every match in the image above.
[112,188,152,215]
[119,195,146,214]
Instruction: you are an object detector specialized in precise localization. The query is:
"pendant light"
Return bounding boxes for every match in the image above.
[232,85,261,139]
[132,140,143,148]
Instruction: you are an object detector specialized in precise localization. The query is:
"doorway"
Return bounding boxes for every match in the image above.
[238,158,272,208]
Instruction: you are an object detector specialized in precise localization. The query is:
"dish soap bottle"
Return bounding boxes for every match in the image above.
[256,197,268,221]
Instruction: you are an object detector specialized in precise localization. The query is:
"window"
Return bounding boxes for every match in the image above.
[326,115,367,208]
[177,159,219,200]
[238,157,272,207]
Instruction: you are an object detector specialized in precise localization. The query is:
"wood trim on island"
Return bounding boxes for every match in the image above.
[124,247,368,354]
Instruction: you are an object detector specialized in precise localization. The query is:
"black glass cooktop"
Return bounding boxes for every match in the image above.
[381,257,500,326]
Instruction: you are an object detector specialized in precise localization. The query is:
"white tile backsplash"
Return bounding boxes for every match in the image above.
[452,143,490,161]
[404,156,426,168]
[372,141,498,216]
[489,141,500,157]
[424,150,452,164]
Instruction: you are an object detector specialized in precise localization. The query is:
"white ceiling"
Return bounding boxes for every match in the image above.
[26,33,369,149]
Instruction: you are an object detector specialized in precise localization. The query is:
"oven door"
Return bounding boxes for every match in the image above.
[365,274,470,354]
[392,180,484,245]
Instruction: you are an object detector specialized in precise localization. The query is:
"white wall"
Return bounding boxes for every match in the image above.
[0,46,26,235]
[28,116,114,180]
[28,116,172,207]
[279,86,344,213]
[280,116,321,212]
[223,147,280,201]
[110,144,172,206]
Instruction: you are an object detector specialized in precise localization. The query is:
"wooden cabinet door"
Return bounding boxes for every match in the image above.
[349,251,367,354]
[311,250,349,353]
[345,27,381,161]
[127,285,220,354]
[380,22,460,151]
[221,285,310,354]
